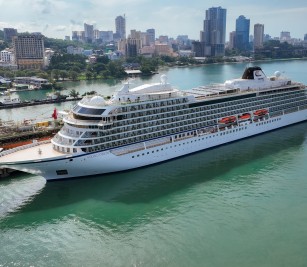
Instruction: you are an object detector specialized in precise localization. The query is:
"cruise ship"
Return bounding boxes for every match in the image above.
[1,66,307,180]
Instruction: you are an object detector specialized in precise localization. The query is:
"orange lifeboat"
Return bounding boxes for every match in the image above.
[238,113,251,121]
[253,109,268,117]
[219,116,237,125]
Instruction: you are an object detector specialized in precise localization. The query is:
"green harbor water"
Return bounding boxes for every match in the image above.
[1,59,307,266]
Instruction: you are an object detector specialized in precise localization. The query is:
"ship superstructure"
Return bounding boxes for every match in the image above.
[1,67,307,180]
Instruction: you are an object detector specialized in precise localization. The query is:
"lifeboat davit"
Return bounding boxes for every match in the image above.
[219,116,237,126]
[253,109,268,117]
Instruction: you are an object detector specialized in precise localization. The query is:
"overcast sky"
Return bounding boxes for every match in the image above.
[0,0,306,40]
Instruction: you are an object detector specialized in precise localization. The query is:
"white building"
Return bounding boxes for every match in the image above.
[44,48,55,67]
[0,49,14,63]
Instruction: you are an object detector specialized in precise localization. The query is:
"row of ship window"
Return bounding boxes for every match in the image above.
[92,98,304,140]
[60,102,305,153]
[115,92,300,123]
[53,145,77,154]
[119,98,188,113]
[54,114,287,154]
[117,87,301,115]
[63,89,305,133]
[129,115,287,159]
[68,98,306,148]
[108,91,306,133]
[71,101,298,151]
[255,118,281,126]
[130,127,249,158]
[58,91,306,147]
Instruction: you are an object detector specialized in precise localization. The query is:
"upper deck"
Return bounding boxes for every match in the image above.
[77,67,304,111]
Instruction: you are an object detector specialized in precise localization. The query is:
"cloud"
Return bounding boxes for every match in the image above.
[70,19,82,26]
[54,25,67,32]
[33,0,53,14]
[43,24,49,32]
[89,0,147,8]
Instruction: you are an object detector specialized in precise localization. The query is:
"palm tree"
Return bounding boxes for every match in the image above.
[69,89,79,99]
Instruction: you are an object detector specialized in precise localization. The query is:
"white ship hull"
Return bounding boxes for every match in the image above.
[3,109,307,180]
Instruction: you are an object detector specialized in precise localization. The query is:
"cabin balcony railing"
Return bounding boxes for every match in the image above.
[52,134,74,146]
[59,129,82,138]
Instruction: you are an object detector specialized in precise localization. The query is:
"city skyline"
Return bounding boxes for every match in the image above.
[0,0,306,40]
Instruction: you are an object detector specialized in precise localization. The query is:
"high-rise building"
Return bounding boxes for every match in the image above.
[304,34,307,41]
[100,31,114,44]
[3,28,18,42]
[115,15,126,39]
[146,29,155,45]
[200,6,227,57]
[235,15,250,51]
[84,23,94,43]
[125,30,142,57]
[228,31,236,50]
[72,31,85,42]
[254,24,264,49]
[13,34,45,70]
[280,31,291,42]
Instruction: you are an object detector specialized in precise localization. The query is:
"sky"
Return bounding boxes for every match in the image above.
[0,0,306,40]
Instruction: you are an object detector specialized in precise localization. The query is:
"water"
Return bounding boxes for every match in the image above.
[1,59,307,266]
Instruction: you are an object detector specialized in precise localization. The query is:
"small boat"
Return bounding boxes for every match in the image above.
[219,116,237,126]
[0,96,21,105]
[253,109,268,117]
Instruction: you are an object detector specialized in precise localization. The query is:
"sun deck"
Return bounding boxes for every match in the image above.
[0,141,66,164]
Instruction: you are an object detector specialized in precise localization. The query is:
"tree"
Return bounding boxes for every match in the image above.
[51,69,61,81]
[48,53,87,71]
[96,55,110,64]
[85,71,93,80]
[69,70,78,81]
[37,72,49,80]
[69,89,80,99]
[60,70,68,81]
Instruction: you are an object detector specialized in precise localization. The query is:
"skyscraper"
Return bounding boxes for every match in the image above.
[235,15,250,51]
[200,6,227,57]
[146,29,155,45]
[254,24,264,49]
[115,15,126,39]
[228,31,236,50]
[3,28,18,42]
[84,23,94,43]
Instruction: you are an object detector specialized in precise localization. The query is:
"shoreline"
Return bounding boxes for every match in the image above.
[160,57,307,70]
